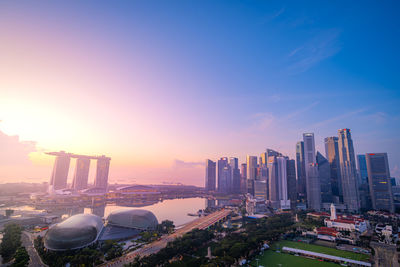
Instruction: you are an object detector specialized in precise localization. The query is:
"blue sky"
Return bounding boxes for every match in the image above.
[0,0,399,184]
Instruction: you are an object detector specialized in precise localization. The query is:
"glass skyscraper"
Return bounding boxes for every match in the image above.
[296,141,306,201]
[316,152,333,203]
[303,133,321,211]
[338,129,359,212]
[205,159,216,192]
[324,136,342,203]
[366,153,394,213]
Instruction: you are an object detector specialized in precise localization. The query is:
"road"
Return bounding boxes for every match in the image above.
[101,209,232,267]
[21,231,47,267]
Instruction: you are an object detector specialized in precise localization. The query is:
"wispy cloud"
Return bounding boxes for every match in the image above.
[259,7,286,24]
[284,101,319,119]
[287,29,341,74]
[310,108,367,129]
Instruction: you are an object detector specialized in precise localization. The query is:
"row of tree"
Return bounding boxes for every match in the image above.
[34,235,123,267]
[0,223,23,263]
[126,213,295,266]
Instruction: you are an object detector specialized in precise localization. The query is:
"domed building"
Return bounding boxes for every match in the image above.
[44,214,104,251]
[106,209,158,230]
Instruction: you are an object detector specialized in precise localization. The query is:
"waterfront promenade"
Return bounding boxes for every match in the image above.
[101,209,232,267]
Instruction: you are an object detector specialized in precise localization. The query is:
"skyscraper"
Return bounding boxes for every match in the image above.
[338,129,359,212]
[230,157,241,194]
[72,157,90,190]
[277,156,290,210]
[205,159,216,192]
[260,152,268,166]
[366,153,394,213]
[246,155,257,180]
[296,141,306,201]
[267,155,290,210]
[49,151,71,190]
[240,163,247,193]
[254,180,268,199]
[357,154,371,210]
[357,155,368,185]
[217,157,230,194]
[324,137,342,203]
[316,152,333,203]
[94,155,111,190]
[286,159,297,208]
[303,133,321,211]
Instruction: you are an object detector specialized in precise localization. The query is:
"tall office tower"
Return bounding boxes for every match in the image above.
[296,141,306,201]
[286,159,297,208]
[357,155,368,184]
[246,155,258,180]
[303,133,321,211]
[366,153,394,213]
[324,137,342,203]
[258,166,268,180]
[217,157,230,194]
[277,157,290,210]
[267,156,279,208]
[357,155,371,210]
[205,159,216,192]
[240,163,247,193]
[49,151,71,190]
[338,129,359,212]
[316,152,333,203]
[267,149,281,161]
[72,157,90,190]
[254,180,268,199]
[94,155,111,190]
[260,152,268,166]
[229,157,241,194]
[267,155,290,209]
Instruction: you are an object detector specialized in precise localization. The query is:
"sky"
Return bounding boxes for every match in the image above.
[0,0,399,186]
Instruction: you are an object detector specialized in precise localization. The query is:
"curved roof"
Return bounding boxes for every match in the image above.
[106,209,158,230]
[44,214,104,251]
[116,185,154,191]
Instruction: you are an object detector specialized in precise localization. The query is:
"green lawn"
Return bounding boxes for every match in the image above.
[251,250,338,267]
[272,240,370,262]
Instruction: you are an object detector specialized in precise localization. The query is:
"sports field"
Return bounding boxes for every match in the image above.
[273,240,370,262]
[251,250,338,267]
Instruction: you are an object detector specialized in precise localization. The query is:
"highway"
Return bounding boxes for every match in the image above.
[101,209,231,267]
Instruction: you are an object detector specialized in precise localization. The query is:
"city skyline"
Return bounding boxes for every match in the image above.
[1,1,400,186]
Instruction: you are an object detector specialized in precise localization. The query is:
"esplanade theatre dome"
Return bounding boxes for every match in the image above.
[44,214,104,251]
[106,209,158,230]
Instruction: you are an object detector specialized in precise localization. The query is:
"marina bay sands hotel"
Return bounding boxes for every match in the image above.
[46,151,111,191]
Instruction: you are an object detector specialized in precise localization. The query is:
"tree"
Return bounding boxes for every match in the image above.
[157,220,175,234]
[11,247,30,267]
[0,223,23,262]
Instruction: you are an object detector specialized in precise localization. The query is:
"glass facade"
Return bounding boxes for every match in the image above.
[106,209,158,230]
[44,214,104,251]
